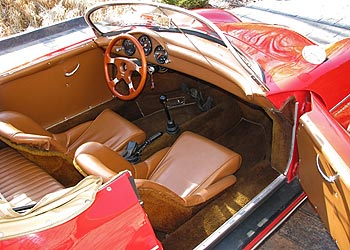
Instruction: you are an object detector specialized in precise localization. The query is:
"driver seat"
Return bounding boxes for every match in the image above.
[0,109,146,186]
[73,131,242,232]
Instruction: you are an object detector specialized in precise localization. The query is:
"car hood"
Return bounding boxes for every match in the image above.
[217,22,350,109]
[218,22,318,91]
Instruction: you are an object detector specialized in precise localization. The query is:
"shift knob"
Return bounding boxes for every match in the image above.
[159,95,167,104]
[159,95,179,135]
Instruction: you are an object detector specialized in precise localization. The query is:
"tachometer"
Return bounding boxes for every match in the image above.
[122,39,136,56]
[138,35,152,56]
[154,45,168,64]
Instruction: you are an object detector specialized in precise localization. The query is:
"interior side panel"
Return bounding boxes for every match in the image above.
[297,96,350,250]
[0,45,112,128]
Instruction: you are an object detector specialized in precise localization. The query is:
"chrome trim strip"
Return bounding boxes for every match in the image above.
[194,174,286,250]
[330,93,350,112]
[250,194,307,250]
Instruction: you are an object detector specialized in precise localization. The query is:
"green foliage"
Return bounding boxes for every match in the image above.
[161,0,209,9]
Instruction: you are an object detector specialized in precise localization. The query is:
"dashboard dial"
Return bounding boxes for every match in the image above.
[138,35,152,56]
[154,45,168,64]
[122,39,136,56]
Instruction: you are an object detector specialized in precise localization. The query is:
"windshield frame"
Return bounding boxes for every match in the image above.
[85,1,268,92]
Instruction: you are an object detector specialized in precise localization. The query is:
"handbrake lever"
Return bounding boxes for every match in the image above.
[136,131,163,154]
[122,131,163,163]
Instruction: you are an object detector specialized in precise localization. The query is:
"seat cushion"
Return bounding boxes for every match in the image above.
[149,131,241,198]
[0,148,64,207]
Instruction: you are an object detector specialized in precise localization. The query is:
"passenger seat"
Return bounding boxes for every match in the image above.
[0,147,64,207]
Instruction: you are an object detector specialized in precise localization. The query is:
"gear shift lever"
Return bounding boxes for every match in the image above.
[160,95,180,135]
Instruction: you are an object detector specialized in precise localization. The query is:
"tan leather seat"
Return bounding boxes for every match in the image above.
[74,131,242,232]
[0,147,64,207]
[0,109,146,186]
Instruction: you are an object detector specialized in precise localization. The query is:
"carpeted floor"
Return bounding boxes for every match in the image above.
[124,81,279,249]
[160,119,278,249]
[47,71,280,249]
[161,160,277,250]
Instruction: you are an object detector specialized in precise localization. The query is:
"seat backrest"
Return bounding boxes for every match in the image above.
[148,131,242,198]
[66,108,145,155]
[0,111,52,136]
[0,111,66,153]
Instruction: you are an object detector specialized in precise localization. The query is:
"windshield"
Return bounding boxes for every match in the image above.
[86,2,220,40]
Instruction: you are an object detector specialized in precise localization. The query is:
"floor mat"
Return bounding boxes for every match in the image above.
[217,118,270,168]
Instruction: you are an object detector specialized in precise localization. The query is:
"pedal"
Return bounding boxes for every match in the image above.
[166,96,186,108]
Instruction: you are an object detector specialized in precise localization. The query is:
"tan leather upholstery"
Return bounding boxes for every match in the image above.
[0,109,146,186]
[0,147,64,207]
[74,131,242,232]
[74,141,138,178]
[0,109,146,158]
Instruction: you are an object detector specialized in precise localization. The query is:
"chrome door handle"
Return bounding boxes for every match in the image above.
[65,64,80,77]
[316,154,339,183]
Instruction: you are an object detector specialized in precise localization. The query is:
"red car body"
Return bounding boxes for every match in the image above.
[0,171,162,250]
[197,8,350,182]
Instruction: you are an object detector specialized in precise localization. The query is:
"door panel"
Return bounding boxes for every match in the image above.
[0,41,113,128]
[298,94,350,250]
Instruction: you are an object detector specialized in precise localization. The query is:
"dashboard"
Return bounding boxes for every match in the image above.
[121,34,169,64]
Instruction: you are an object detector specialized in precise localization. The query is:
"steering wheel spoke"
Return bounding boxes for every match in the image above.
[113,77,120,85]
[104,34,147,100]
[128,82,136,92]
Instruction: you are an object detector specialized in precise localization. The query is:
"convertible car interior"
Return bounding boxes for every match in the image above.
[0,4,300,248]
[0,66,281,248]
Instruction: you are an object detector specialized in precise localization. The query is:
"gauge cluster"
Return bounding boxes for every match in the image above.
[121,34,169,64]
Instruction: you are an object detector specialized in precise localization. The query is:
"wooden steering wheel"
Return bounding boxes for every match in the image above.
[104,34,147,100]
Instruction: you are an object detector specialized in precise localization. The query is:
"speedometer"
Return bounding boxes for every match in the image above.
[138,35,152,56]
[154,45,168,64]
[122,39,136,56]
